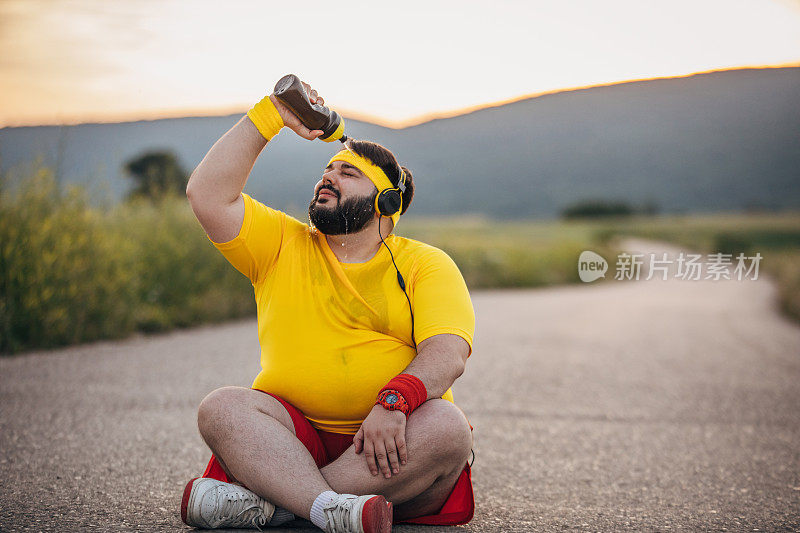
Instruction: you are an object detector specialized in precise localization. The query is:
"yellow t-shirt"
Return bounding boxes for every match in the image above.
[212,193,475,434]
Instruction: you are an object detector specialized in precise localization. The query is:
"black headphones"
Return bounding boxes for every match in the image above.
[374,167,407,217]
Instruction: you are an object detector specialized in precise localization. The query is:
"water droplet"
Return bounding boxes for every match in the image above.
[342,216,349,259]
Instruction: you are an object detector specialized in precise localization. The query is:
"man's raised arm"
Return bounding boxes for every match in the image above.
[186,116,268,243]
[186,85,324,243]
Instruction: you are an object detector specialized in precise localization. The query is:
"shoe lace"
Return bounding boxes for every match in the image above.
[214,487,271,530]
[323,495,355,533]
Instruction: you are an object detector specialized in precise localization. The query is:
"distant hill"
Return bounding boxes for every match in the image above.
[1,67,798,218]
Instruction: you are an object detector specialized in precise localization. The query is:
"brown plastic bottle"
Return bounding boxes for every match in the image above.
[273,74,347,143]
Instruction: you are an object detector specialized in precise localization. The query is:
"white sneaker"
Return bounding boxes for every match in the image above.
[322,493,393,533]
[181,477,276,530]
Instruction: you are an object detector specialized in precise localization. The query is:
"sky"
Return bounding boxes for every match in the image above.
[1,0,799,128]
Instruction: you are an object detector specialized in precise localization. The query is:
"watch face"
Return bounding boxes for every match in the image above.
[386,393,399,405]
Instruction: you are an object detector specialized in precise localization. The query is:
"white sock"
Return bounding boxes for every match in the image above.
[310,490,338,530]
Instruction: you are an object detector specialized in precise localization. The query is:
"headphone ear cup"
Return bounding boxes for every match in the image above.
[376,188,402,216]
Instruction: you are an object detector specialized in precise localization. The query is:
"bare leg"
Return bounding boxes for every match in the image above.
[198,388,472,521]
[319,399,472,517]
[204,389,295,486]
[197,387,330,518]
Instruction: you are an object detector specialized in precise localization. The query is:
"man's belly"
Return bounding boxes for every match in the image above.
[251,341,453,435]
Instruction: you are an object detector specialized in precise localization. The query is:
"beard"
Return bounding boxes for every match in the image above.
[308,186,377,235]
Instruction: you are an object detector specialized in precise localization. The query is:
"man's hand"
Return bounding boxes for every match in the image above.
[269,80,324,141]
[354,405,407,478]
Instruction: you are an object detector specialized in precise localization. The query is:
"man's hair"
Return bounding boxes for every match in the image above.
[343,139,415,215]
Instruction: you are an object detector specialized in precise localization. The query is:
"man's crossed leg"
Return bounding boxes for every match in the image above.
[181,386,473,532]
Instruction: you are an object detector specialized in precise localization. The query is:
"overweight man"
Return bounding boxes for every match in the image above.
[180,80,476,533]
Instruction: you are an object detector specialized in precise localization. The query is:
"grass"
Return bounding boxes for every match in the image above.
[399,216,618,288]
[403,213,800,322]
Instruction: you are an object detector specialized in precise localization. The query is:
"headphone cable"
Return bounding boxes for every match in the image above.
[378,216,416,348]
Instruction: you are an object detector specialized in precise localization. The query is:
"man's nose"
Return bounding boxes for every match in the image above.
[322,170,339,187]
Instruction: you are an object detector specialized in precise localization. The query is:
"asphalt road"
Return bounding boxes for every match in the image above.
[1,240,799,532]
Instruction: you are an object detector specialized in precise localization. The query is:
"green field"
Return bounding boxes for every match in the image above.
[402,213,800,322]
[2,167,798,354]
[399,216,619,288]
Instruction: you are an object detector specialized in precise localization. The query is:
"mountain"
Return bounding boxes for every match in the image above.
[1,67,798,218]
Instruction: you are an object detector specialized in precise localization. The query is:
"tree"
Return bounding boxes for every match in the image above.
[124,150,188,200]
[561,199,634,219]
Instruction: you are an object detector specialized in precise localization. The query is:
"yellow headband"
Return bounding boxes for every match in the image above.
[327,149,401,226]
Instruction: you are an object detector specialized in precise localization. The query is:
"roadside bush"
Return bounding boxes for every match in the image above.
[0,167,135,352]
[561,200,635,219]
[0,166,254,354]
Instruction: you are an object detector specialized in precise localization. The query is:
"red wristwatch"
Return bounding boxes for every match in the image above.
[375,389,410,417]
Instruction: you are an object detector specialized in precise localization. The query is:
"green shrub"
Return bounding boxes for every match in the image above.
[0,166,254,354]
[561,200,634,219]
[0,167,135,352]
[770,251,800,323]
[112,196,253,332]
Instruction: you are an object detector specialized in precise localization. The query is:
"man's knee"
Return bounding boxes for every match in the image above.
[197,386,249,439]
[197,387,295,442]
[409,399,472,469]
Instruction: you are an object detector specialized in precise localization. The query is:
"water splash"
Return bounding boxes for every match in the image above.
[340,138,355,155]
[343,214,348,260]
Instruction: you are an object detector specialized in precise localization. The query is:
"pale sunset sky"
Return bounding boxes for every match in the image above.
[1,0,799,128]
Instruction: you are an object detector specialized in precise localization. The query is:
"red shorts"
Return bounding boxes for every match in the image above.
[201,390,474,526]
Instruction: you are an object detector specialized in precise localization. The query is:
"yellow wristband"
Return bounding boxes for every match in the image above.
[247,95,284,141]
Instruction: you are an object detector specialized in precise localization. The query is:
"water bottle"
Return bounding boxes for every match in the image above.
[273,74,347,143]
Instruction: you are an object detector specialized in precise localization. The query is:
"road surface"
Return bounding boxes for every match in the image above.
[2,240,799,532]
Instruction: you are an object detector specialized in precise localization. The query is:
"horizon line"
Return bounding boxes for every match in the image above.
[2,62,798,130]
[358,62,800,129]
